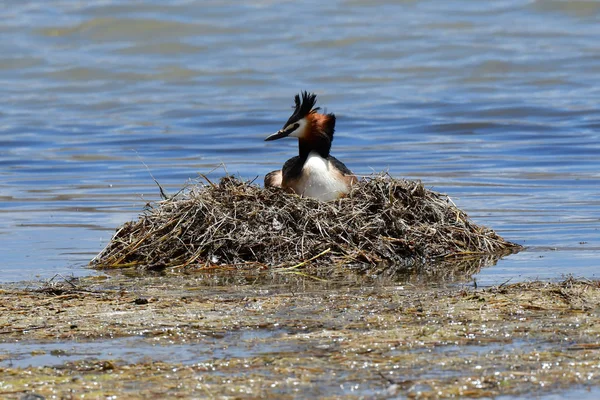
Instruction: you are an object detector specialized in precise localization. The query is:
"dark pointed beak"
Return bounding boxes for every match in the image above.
[264,130,290,141]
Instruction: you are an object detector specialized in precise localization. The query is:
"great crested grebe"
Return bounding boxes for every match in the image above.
[264,91,357,201]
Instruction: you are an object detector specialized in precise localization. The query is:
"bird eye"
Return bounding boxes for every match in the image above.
[286,123,299,133]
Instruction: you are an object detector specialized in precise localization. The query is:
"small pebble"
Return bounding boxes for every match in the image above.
[21,394,45,400]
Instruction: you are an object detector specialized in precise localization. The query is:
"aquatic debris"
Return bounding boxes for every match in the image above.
[90,174,520,273]
[1,276,599,398]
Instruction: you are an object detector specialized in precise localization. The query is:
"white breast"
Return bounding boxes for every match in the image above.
[296,151,350,201]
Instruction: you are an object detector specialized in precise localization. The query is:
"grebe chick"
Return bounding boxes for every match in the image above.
[264,91,357,201]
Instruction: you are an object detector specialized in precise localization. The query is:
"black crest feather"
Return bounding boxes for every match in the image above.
[285,91,320,127]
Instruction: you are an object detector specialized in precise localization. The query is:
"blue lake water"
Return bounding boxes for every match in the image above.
[1,0,599,285]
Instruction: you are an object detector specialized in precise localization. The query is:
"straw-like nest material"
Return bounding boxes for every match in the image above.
[91,174,521,273]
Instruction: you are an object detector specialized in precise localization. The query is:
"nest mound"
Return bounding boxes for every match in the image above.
[91,174,520,274]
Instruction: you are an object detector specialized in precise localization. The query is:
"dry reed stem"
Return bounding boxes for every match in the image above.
[91,174,521,274]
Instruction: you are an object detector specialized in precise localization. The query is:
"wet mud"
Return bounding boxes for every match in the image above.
[1,274,599,399]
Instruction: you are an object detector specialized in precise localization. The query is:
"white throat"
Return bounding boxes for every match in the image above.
[296,151,349,201]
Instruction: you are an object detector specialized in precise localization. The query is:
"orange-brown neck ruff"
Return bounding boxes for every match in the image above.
[298,113,335,159]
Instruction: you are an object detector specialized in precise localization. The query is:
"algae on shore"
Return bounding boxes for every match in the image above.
[1,275,599,399]
[90,174,520,274]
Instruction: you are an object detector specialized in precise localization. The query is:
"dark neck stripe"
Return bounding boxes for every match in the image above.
[299,137,331,159]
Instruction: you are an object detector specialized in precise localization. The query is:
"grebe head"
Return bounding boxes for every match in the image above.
[265,91,336,158]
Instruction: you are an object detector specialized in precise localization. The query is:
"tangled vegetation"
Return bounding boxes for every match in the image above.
[91,174,520,274]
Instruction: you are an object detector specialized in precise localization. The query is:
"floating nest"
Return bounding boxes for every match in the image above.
[91,174,521,277]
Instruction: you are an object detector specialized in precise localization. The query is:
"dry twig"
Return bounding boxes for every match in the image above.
[90,174,521,275]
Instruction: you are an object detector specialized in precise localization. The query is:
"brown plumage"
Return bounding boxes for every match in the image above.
[264,92,356,201]
[264,170,283,188]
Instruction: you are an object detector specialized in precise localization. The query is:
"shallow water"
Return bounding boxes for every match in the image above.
[0,330,292,369]
[1,1,599,285]
[2,334,600,399]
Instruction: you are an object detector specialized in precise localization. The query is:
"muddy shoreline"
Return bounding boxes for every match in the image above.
[1,273,599,399]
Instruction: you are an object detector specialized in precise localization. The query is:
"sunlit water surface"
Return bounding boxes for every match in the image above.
[1,1,599,285]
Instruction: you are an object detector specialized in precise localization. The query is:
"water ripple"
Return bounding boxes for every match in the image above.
[0,0,599,283]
